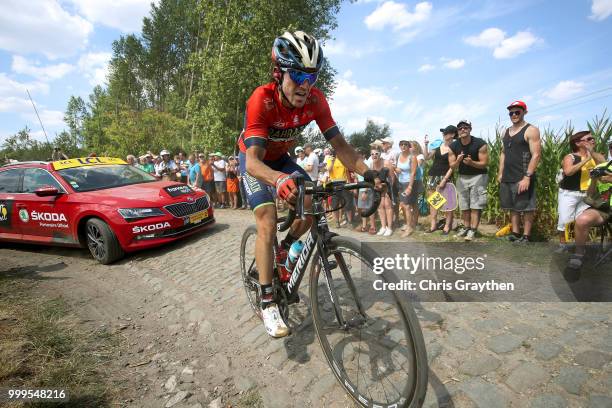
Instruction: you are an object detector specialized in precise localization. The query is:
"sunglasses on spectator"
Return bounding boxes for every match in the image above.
[399,142,410,147]
[283,68,318,86]
[508,110,522,117]
[582,137,595,142]
[371,152,380,156]
[458,126,470,130]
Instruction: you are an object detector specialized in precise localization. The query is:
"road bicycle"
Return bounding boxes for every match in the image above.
[240,176,428,407]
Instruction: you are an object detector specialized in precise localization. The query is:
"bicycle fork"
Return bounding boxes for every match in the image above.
[317,240,368,330]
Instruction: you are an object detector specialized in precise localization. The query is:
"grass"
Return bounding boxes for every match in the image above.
[234,389,264,408]
[0,276,121,407]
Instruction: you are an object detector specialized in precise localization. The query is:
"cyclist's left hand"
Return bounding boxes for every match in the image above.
[276,173,298,204]
[363,170,385,192]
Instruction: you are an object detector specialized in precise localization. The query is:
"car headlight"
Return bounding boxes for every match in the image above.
[117,207,165,220]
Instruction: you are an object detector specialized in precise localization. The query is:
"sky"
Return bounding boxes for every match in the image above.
[0,0,611,147]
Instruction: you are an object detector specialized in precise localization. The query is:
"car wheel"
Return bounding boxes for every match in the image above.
[85,218,124,264]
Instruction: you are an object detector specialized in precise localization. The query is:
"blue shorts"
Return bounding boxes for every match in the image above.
[239,152,311,211]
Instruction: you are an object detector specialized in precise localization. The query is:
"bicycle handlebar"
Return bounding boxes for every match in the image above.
[277,175,384,232]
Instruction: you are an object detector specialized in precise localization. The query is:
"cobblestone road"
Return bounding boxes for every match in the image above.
[1,209,610,408]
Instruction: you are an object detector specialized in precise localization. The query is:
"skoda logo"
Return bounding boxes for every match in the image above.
[186,196,194,202]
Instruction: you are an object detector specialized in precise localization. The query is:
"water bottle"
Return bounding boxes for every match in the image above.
[285,241,304,274]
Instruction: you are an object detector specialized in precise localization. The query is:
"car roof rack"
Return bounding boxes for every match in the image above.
[1,161,49,167]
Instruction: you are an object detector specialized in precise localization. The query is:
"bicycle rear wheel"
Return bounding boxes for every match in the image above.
[310,236,428,408]
[240,225,262,319]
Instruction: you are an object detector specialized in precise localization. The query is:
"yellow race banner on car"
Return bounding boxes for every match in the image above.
[52,157,127,170]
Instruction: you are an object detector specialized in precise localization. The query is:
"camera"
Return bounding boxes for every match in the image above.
[590,166,611,178]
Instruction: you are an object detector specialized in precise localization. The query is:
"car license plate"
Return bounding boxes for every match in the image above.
[189,210,208,224]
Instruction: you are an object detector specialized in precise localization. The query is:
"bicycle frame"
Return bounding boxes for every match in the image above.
[280,196,365,328]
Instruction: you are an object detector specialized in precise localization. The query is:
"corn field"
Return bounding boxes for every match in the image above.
[481,112,612,239]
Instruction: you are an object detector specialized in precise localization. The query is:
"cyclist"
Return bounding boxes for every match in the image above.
[237,31,382,338]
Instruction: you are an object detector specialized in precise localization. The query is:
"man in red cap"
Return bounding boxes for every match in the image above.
[497,100,542,243]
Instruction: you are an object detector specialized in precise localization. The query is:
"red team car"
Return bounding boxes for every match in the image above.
[0,157,215,264]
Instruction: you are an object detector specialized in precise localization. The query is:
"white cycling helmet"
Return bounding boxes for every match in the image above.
[272,31,323,72]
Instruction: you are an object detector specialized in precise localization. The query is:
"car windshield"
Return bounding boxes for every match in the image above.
[57,164,157,192]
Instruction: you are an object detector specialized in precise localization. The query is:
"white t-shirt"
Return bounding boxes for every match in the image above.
[296,156,307,169]
[381,149,397,166]
[213,159,226,181]
[155,160,178,177]
[304,152,319,182]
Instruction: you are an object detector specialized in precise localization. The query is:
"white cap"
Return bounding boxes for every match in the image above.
[313,148,322,154]
[294,146,304,154]
[370,139,383,147]
[160,149,170,156]
[381,137,394,146]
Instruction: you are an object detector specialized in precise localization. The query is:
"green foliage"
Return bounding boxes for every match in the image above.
[482,113,612,239]
[347,119,392,154]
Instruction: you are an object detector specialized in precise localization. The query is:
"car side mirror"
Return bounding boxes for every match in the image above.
[35,187,62,197]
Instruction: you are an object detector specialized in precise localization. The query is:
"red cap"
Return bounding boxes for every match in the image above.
[507,100,527,110]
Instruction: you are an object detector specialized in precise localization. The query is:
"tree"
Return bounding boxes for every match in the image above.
[348,119,392,153]
[64,96,87,148]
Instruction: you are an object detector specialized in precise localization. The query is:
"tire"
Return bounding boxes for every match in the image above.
[85,218,124,265]
[310,236,428,408]
[240,225,262,319]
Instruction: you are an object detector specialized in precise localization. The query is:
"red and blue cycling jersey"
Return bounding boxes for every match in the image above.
[237,82,340,161]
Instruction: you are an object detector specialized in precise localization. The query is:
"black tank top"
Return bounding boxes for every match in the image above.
[429,147,449,177]
[501,124,532,182]
[559,154,585,191]
[450,136,488,175]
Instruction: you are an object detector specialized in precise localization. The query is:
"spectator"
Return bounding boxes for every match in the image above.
[567,160,612,269]
[201,154,216,200]
[355,150,377,234]
[51,147,69,161]
[126,154,137,166]
[226,156,240,209]
[424,125,457,234]
[295,146,306,169]
[303,143,319,183]
[395,139,421,237]
[143,153,155,174]
[326,148,354,228]
[608,141,612,160]
[448,120,489,241]
[370,146,394,236]
[177,151,189,183]
[137,155,148,171]
[155,149,179,181]
[190,154,203,188]
[557,131,605,249]
[211,152,227,208]
[497,101,542,243]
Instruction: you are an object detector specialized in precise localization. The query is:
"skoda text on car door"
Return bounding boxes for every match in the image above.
[18,167,74,244]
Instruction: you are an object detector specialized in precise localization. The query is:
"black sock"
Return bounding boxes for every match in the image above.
[261,284,273,309]
[512,232,521,238]
[281,232,297,250]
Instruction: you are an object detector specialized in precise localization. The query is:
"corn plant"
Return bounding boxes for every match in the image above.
[482,111,612,239]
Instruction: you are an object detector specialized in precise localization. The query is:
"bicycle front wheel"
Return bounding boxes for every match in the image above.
[310,236,428,408]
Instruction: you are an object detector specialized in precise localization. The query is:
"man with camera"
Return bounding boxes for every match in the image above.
[568,158,612,269]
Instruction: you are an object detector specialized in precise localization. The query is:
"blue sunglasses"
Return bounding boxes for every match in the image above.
[283,68,319,86]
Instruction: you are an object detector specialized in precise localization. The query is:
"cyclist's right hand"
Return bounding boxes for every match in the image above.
[276,173,298,204]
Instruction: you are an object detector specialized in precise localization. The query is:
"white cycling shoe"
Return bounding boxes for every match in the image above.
[262,304,290,338]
